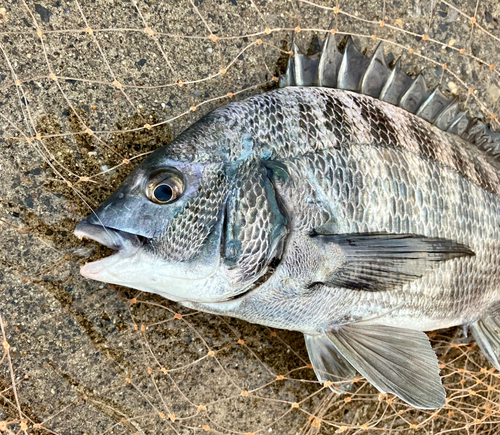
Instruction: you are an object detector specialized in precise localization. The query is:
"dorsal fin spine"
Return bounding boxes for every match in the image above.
[434,99,460,130]
[337,36,370,91]
[379,57,413,105]
[416,88,453,123]
[398,73,430,114]
[447,112,469,135]
[278,32,500,159]
[359,41,390,98]
[317,33,342,88]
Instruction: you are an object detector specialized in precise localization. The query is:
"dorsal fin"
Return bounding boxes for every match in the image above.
[398,73,431,114]
[317,33,343,87]
[359,42,390,98]
[291,43,321,86]
[379,57,413,105]
[416,89,453,123]
[278,32,500,160]
[337,36,370,91]
[434,99,460,130]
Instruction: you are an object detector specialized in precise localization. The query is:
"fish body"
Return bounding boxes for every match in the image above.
[187,86,500,330]
[75,35,500,409]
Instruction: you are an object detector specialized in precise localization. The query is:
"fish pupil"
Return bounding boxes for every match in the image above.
[154,184,173,202]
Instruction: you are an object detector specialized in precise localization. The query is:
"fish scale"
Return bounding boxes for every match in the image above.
[236,142,500,318]
[75,31,500,409]
[224,87,500,197]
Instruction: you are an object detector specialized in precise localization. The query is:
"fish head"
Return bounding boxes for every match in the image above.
[74,121,234,303]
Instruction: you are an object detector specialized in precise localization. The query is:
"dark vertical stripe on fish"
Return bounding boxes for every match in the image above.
[323,98,351,145]
[354,95,399,147]
[407,115,438,164]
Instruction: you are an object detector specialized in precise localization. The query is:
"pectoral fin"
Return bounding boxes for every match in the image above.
[304,333,356,391]
[313,232,474,291]
[323,323,446,409]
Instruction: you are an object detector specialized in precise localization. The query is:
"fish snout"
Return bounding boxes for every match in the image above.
[74,220,145,252]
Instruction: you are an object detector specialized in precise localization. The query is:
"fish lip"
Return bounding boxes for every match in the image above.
[74,220,148,252]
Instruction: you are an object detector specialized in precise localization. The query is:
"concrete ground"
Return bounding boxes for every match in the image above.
[0,0,500,434]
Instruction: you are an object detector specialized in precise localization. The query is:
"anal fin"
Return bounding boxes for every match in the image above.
[304,333,356,391]
[470,315,500,371]
[325,323,446,409]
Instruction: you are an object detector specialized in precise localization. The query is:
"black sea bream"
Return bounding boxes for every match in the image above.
[74,33,500,409]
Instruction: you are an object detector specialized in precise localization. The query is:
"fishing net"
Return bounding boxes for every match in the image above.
[1,0,500,433]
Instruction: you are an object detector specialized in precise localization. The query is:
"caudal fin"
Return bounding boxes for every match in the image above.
[470,315,500,371]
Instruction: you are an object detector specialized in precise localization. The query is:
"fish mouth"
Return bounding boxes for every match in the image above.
[74,220,149,252]
[74,219,222,302]
[74,220,150,279]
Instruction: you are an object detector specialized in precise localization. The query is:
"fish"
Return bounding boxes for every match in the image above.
[74,31,500,409]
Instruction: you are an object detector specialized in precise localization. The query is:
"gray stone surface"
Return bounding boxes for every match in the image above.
[1,0,500,434]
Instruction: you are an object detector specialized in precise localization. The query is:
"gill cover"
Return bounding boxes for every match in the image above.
[223,158,288,287]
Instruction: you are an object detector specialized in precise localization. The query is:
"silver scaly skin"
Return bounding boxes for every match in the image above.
[74,35,500,410]
[196,87,500,331]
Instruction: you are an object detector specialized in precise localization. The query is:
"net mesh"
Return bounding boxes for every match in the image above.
[1,0,500,433]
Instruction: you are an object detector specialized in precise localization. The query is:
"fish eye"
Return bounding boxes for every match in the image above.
[146,170,184,204]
